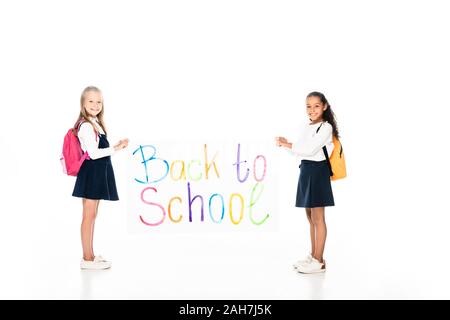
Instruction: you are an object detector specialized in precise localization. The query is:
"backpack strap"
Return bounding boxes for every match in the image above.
[322,145,333,177]
[315,122,333,177]
[315,122,324,133]
[75,119,98,142]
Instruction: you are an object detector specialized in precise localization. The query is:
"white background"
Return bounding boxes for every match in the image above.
[0,0,449,299]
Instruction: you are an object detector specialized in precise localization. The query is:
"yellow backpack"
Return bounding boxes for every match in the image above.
[317,123,347,181]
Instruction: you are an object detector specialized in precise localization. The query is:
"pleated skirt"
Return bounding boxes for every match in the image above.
[296,160,334,208]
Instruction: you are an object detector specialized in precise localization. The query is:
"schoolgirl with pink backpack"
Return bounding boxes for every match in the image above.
[60,86,129,270]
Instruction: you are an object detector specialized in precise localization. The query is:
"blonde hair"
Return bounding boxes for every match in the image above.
[74,86,107,135]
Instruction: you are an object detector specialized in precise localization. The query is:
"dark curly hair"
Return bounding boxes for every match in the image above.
[307,91,340,138]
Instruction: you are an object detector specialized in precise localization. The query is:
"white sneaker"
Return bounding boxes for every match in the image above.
[293,254,313,269]
[80,256,112,270]
[94,255,108,262]
[296,258,326,274]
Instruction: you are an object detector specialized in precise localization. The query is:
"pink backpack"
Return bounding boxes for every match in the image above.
[60,120,98,176]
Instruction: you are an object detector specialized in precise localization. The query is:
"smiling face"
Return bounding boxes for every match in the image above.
[83,91,103,117]
[306,96,327,123]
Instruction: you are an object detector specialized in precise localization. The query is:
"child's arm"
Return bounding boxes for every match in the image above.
[291,123,332,157]
[275,137,293,149]
[78,123,121,159]
[114,138,129,150]
[275,137,297,159]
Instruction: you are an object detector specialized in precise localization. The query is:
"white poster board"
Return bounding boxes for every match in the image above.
[127,140,278,233]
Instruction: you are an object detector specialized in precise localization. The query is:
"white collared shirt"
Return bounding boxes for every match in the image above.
[288,121,334,161]
[78,118,115,160]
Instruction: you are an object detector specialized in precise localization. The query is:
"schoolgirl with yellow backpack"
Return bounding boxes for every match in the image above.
[275,91,346,274]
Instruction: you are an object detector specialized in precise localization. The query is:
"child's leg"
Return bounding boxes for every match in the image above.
[81,198,99,261]
[311,207,327,263]
[305,208,314,255]
[90,201,100,258]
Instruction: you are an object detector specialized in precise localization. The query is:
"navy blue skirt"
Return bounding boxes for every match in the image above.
[72,134,119,201]
[296,160,334,208]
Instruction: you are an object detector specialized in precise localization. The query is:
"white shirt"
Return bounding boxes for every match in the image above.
[78,118,115,160]
[288,121,334,161]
